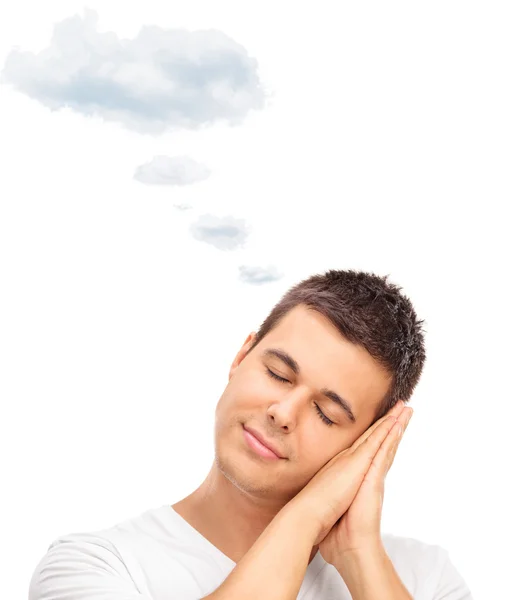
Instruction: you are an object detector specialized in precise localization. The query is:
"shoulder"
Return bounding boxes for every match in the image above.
[28,509,163,600]
[28,530,145,600]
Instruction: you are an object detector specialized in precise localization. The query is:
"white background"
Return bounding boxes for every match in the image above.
[1,2,516,598]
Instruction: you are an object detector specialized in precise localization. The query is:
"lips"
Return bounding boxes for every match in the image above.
[243,425,285,459]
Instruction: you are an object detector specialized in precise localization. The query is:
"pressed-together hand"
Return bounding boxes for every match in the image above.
[291,400,413,568]
[318,400,413,566]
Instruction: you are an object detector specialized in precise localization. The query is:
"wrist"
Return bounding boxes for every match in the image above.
[334,544,413,600]
[282,497,322,544]
[332,540,386,573]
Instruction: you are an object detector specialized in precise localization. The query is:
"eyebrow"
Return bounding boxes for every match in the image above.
[262,347,357,423]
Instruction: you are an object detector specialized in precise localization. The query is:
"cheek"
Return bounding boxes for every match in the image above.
[297,428,338,464]
[306,434,354,469]
[237,376,273,407]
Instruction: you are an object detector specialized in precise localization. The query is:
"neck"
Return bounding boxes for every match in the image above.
[172,460,319,565]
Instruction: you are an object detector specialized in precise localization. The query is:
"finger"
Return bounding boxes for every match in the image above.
[349,413,396,453]
[387,400,407,420]
[385,409,413,473]
[361,407,413,462]
[367,415,408,480]
[384,422,405,473]
[349,400,406,452]
[353,414,399,461]
[350,404,402,452]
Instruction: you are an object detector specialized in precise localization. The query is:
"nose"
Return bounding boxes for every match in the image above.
[266,387,311,430]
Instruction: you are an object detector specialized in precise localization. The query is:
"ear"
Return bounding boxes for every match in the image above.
[228,332,257,380]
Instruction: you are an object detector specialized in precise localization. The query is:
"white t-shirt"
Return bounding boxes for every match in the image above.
[28,504,473,599]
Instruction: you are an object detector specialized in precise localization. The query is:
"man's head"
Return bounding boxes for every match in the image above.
[212,269,426,505]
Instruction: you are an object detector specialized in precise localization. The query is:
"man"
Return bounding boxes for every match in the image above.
[29,269,473,599]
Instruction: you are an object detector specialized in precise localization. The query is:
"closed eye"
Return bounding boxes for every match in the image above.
[264,367,335,426]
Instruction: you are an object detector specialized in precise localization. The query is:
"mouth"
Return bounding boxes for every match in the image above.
[242,425,285,460]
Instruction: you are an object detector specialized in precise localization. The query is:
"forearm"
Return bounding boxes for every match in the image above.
[204,500,318,600]
[335,545,413,600]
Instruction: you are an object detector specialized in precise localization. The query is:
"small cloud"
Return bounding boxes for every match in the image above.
[189,214,250,250]
[238,265,284,285]
[1,8,266,134]
[173,203,193,211]
[134,155,210,186]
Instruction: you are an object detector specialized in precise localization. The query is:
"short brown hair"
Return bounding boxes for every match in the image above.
[245,269,426,424]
